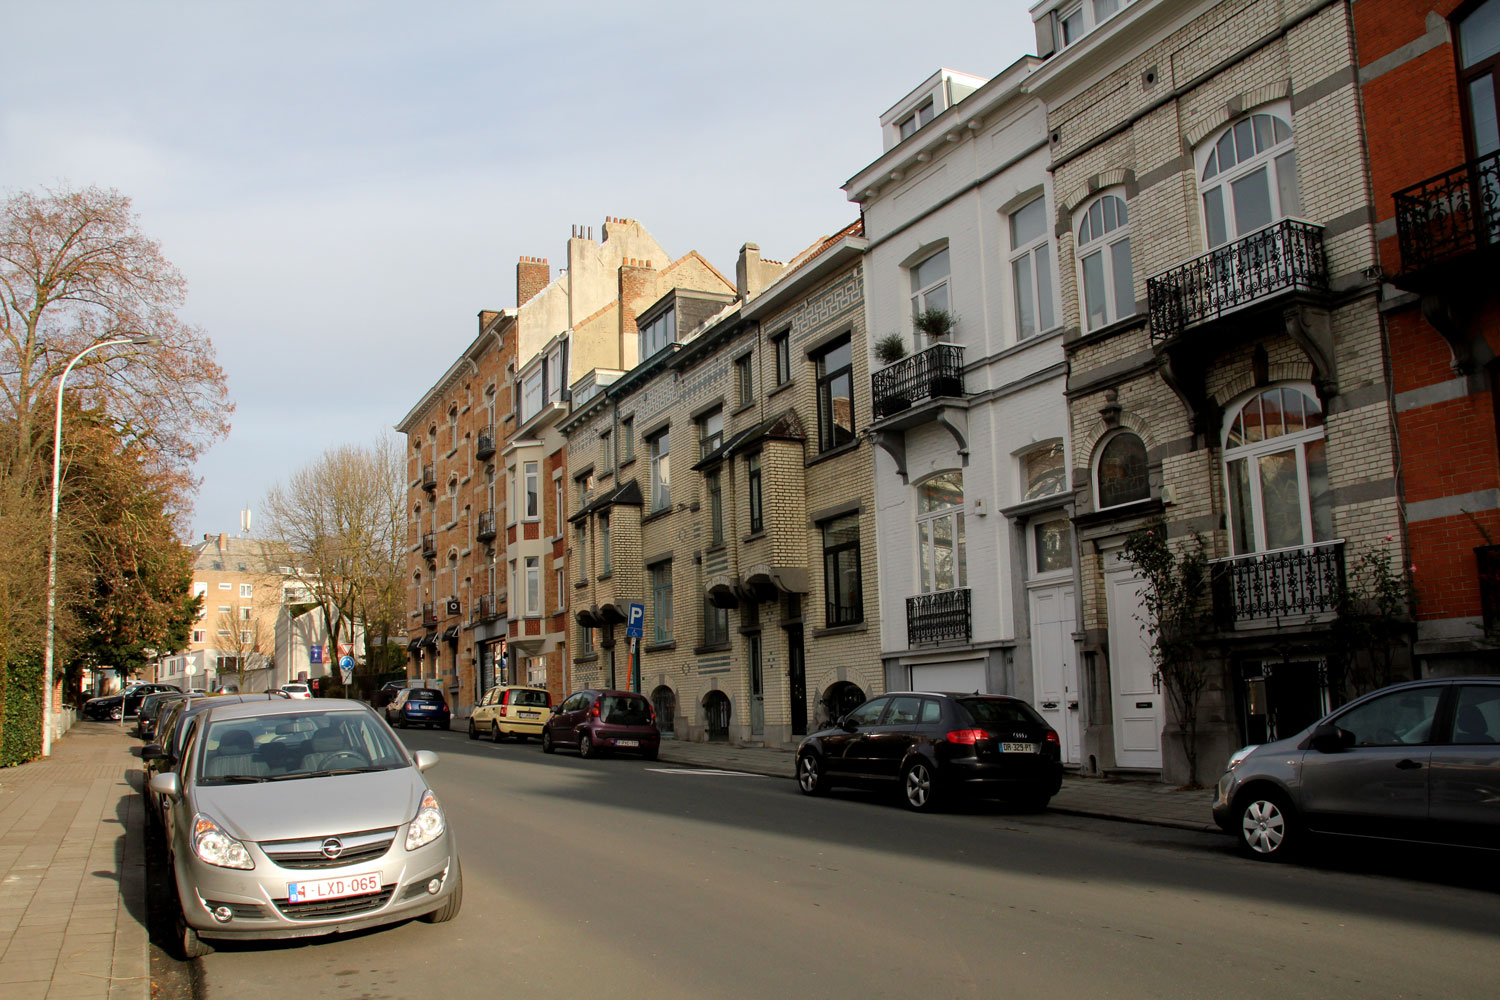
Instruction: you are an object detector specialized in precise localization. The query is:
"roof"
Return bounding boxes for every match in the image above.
[569,479,643,524]
[692,409,806,470]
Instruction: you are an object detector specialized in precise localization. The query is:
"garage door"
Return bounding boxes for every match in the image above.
[907,662,986,694]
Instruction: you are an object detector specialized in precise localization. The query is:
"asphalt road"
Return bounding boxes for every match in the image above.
[178,727,1500,1000]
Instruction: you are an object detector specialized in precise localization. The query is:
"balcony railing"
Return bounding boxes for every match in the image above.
[1477,545,1500,638]
[1395,149,1500,274]
[475,427,496,460]
[421,533,436,558]
[477,594,498,622]
[476,509,497,541]
[906,588,971,646]
[872,344,966,419]
[421,602,438,627]
[421,464,436,490]
[1147,220,1327,342]
[1212,540,1344,626]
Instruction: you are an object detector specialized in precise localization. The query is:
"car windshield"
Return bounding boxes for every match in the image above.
[198,710,407,784]
[510,689,549,708]
[600,695,651,725]
[959,698,1046,727]
[408,690,445,704]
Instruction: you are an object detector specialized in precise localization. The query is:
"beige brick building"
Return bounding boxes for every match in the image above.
[563,225,883,744]
[1026,0,1407,781]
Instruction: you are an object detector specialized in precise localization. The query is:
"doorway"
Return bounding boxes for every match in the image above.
[1029,581,1081,765]
[787,626,807,736]
[704,690,731,741]
[1104,548,1163,769]
[748,634,764,737]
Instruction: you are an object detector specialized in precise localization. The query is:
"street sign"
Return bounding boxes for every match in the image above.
[339,654,355,684]
[338,643,353,658]
[625,602,645,638]
[309,645,323,664]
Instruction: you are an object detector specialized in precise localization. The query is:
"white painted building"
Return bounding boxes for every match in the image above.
[846,60,1085,764]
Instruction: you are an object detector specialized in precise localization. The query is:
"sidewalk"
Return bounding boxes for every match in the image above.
[655,739,1221,832]
[0,723,149,1000]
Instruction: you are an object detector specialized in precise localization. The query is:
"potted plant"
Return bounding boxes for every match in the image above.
[874,333,907,365]
[913,307,955,342]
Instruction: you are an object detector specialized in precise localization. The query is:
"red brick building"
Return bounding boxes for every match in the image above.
[1359,0,1500,674]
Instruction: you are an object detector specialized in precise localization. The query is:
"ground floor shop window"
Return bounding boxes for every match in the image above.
[1237,659,1332,744]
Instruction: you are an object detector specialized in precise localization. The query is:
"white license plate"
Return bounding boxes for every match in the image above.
[520,711,539,718]
[286,872,382,904]
[615,739,639,747]
[1001,742,1036,753]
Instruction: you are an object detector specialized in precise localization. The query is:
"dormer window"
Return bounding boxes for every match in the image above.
[1059,0,1130,48]
[639,306,677,362]
[898,99,935,141]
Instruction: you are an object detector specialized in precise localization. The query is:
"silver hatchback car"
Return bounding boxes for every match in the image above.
[1213,677,1500,860]
[150,698,461,957]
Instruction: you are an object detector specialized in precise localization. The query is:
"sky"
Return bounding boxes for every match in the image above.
[3,0,1037,541]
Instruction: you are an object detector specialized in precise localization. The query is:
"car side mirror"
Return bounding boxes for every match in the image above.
[139,743,166,761]
[840,716,857,732]
[1310,722,1354,753]
[414,750,440,772]
[149,773,181,801]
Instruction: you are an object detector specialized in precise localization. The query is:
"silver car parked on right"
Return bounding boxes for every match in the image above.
[1213,677,1500,860]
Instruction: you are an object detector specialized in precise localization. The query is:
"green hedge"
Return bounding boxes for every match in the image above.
[1,657,42,767]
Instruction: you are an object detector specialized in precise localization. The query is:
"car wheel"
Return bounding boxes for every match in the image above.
[492,722,504,744]
[797,752,829,796]
[901,760,939,812]
[467,720,477,741]
[541,730,555,754]
[420,862,463,923]
[578,733,595,759]
[398,717,409,729]
[1237,789,1297,860]
[176,908,212,960]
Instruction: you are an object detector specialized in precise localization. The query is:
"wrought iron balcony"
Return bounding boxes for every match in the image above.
[476,509,497,542]
[1147,220,1328,342]
[421,602,438,627]
[477,594,498,622]
[421,533,436,558]
[1395,149,1500,275]
[475,427,496,460]
[906,588,971,646]
[1212,540,1344,626]
[872,344,966,420]
[421,464,437,491]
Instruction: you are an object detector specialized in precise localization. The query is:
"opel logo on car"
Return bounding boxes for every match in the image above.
[321,838,343,859]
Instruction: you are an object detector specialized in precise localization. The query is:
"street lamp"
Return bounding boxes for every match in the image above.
[42,335,161,756]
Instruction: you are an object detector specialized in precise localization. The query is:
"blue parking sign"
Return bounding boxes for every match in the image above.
[309,645,323,664]
[625,602,645,638]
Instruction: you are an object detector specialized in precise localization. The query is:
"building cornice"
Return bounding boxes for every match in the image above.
[396,309,516,432]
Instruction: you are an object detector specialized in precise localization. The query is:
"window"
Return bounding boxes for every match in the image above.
[599,514,611,574]
[620,417,635,461]
[217,629,231,638]
[1076,194,1135,330]
[525,557,539,615]
[524,462,539,520]
[736,354,753,407]
[574,469,594,510]
[601,430,613,471]
[239,630,252,644]
[239,606,252,621]
[556,566,565,611]
[192,629,205,644]
[639,306,677,361]
[239,583,253,598]
[747,454,764,533]
[1010,197,1056,338]
[1453,685,1500,744]
[1096,432,1150,509]
[1034,519,1073,574]
[448,407,458,451]
[822,513,863,626]
[1223,386,1332,554]
[547,343,567,402]
[217,605,230,615]
[699,409,723,459]
[575,523,589,581]
[898,98,935,141]
[553,478,562,532]
[910,248,950,317]
[707,472,723,546]
[1059,0,1129,46]
[917,472,966,593]
[846,696,890,727]
[581,625,595,655]
[651,563,673,644]
[522,370,543,422]
[650,430,671,512]
[703,596,729,646]
[772,332,791,386]
[1022,441,1067,501]
[1199,109,1299,248]
[1333,686,1441,747]
[1459,2,1500,158]
[814,335,855,451]
[218,582,231,590]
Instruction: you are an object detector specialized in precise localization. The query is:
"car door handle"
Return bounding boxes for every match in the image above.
[1395,759,1423,770]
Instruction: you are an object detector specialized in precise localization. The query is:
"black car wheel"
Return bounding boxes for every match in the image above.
[901,760,938,812]
[420,862,463,923]
[467,720,477,741]
[797,752,828,796]
[578,732,595,759]
[177,908,211,960]
[541,730,555,754]
[1236,788,1298,860]
[492,722,504,744]
[398,717,409,730]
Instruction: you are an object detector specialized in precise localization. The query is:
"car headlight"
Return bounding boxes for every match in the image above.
[405,790,445,851]
[1225,745,1256,771]
[192,813,254,870]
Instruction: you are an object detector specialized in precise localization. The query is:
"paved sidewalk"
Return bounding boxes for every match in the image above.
[0,723,149,1000]
[654,738,1221,832]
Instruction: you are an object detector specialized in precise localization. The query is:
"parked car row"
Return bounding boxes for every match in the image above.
[83,682,181,721]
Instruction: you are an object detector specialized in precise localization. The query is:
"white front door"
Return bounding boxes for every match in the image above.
[1028,582,1080,764]
[1104,554,1163,769]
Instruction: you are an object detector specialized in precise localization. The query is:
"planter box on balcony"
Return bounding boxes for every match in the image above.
[876,396,912,418]
[872,344,966,420]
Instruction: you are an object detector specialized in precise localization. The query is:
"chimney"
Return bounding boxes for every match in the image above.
[516,257,550,307]
[218,533,228,554]
[738,243,783,300]
[479,309,500,334]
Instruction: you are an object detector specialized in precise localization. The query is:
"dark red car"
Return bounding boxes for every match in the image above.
[541,689,660,760]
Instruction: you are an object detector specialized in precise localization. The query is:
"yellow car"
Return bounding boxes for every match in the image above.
[468,685,553,743]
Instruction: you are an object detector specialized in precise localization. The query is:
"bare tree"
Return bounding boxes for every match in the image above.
[213,572,279,690]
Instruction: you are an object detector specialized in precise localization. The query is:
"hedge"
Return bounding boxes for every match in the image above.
[1,656,42,767]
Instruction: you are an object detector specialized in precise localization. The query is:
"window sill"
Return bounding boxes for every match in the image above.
[767,379,797,401]
[574,653,599,664]
[742,530,766,543]
[694,643,731,655]
[645,641,677,653]
[619,458,637,471]
[705,543,727,556]
[641,507,674,525]
[445,448,458,460]
[574,580,589,589]
[732,400,757,417]
[596,571,613,581]
[806,438,861,468]
[812,621,868,639]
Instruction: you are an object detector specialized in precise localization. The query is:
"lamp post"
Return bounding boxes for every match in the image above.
[42,335,160,756]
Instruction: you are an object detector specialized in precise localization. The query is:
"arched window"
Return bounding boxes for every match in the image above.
[1095,432,1149,509]
[1076,193,1135,330]
[1199,108,1300,247]
[916,471,966,593]
[1222,386,1332,554]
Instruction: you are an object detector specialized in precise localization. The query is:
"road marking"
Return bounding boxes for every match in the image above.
[645,768,770,778]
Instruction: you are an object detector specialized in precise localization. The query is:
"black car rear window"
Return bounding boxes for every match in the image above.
[600,695,650,725]
[959,698,1045,727]
[508,689,549,707]
[409,690,445,704]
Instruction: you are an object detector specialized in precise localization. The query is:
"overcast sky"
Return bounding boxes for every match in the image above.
[3,1,1036,541]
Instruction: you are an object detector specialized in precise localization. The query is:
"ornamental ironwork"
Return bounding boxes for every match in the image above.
[872,344,966,420]
[1147,220,1327,342]
[1394,149,1500,274]
[1213,541,1344,625]
[475,427,496,460]
[421,464,437,490]
[476,509,497,541]
[421,602,438,626]
[906,588,971,646]
[421,532,436,558]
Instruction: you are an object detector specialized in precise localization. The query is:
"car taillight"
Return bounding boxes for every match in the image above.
[591,702,600,718]
[945,729,987,745]
[499,705,507,716]
[1045,730,1060,746]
